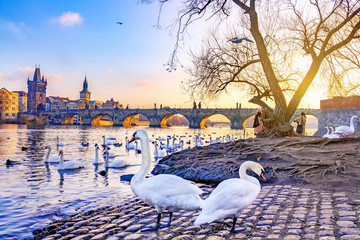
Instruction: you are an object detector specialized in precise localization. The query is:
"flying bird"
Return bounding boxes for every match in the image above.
[229,37,254,43]
[116,22,123,25]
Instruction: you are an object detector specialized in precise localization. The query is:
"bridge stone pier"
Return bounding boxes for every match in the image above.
[36,107,326,130]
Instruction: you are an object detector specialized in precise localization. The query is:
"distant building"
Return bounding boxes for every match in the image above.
[46,96,69,111]
[320,96,360,109]
[13,91,27,113]
[0,87,19,121]
[79,76,91,101]
[103,98,123,109]
[27,66,47,113]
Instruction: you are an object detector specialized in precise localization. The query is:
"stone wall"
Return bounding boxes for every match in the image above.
[314,107,360,136]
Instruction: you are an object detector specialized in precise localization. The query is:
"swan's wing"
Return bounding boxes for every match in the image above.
[136,174,203,196]
[195,179,260,225]
[134,174,203,211]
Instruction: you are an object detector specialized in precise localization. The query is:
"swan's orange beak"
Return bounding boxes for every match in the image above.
[261,172,266,181]
[128,136,135,143]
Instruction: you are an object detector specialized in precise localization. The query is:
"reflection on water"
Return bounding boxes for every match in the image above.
[0,124,316,239]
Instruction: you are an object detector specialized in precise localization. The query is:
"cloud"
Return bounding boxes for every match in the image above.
[47,74,65,83]
[0,18,31,39]
[0,67,64,84]
[51,11,83,26]
[130,79,155,88]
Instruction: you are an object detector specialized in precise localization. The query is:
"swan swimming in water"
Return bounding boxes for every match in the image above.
[104,148,126,168]
[154,143,167,159]
[58,150,84,170]
[195,161,266,232]
[56,137,65,147]
[125,136,135,150]
[44,145,60,163]
[129,129,203,231]
[93,144,104,164]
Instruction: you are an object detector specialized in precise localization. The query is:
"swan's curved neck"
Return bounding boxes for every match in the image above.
[95,147,98,160]
[350,116,357,128]
[59,152,64,167]
[45,148,50,160]
[239,162,260,187]
[154,144,158,156]
[131,134,151,186]
[103,151,109,167]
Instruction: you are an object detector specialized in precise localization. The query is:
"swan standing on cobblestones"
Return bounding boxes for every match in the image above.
[195,161,266,232]
[129,129,203,231]
[332,115,359,137]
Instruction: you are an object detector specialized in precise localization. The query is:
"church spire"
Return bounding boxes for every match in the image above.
[79,74,91,101]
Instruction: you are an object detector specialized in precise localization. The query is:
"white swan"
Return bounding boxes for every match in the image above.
[125,136,135,150]
[56,137,65,147]
[58,150,83,170]
[154,143,167,159]
[129,129,203,231]
[322,127,331,138]
[194,135,204,147]
[135,141,141,154]
[44,145,60,162]
[93,144,104,164]
[103,135,116,145]
[332,115,359,137]
[323,127,341,139]
[194,161,266,232]
[102,144,115,158]
[104,148,126,168]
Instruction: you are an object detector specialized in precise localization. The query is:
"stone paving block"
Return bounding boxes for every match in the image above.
[319,237,336,240]
[339,228,360,235]
[340,236,360,240]
[72,234,94,240]
[337,220,357,228]
[283,235,301,240]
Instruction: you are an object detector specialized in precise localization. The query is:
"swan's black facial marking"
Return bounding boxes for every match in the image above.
[128,132,136,143]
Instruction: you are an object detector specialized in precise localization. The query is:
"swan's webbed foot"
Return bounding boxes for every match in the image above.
[230,227,246,233]
[141,213,162,231]
[141,225,160,231]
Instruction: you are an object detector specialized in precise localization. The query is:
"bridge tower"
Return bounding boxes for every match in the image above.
[79,75,91,101]
[27,65,47,113]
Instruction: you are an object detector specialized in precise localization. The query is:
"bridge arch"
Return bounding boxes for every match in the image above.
[61,113,83,125]
[91,114,113,126]
[200,114,231,129]
[160,113,189,128]
[291,113,319,135]
[123,114,150,127]
[242,114,257,129]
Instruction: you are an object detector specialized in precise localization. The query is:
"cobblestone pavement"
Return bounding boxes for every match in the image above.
[33,184,360,240]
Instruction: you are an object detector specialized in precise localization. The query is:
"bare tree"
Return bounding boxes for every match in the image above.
[144,0,360,136]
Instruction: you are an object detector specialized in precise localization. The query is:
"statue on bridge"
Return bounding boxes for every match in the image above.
[193,101,197,109]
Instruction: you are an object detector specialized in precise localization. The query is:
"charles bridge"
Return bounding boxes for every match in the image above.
[32,107,322,129]
[20,106,360,135]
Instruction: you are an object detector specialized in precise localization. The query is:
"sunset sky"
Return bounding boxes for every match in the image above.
[0,0,326,109]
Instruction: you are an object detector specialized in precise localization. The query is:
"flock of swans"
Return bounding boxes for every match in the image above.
[41,129,266,232]
[322,115,359,139]
[9,116,359,231]
[128,129,266,232]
